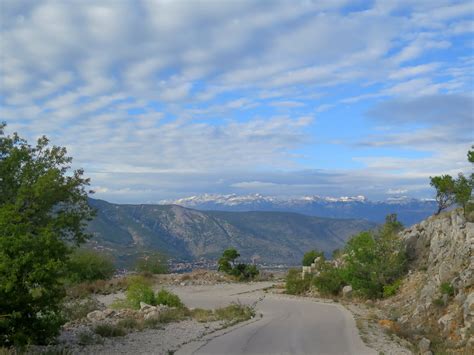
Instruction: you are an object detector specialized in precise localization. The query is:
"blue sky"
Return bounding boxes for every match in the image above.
[1,0,473,203]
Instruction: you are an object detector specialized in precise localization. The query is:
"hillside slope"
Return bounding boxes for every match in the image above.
[86,198,375,264]
[379,209,473,353]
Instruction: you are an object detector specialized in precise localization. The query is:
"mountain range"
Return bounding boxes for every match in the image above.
[86,198,376,265]
[160,194,437,226]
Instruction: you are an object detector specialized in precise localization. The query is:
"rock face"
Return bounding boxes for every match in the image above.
[380,209,473,353]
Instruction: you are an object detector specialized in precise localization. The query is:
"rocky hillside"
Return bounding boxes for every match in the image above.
[86,198,375,265]
[379,209,473,353]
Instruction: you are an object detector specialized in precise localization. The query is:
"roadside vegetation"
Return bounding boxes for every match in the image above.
[217,248,259,281]
[287,214,407,299]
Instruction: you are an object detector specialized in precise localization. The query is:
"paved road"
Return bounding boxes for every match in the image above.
[174,283,376,355]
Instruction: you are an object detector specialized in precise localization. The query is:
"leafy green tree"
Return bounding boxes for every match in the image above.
[454,173,472,212]
[222,248,240,266]
[430,175,456,214]
[217,248,258,280]
[0,123,94,346]
[218,248,240,273]
[302,249,324,266]
[468,146,474,163]
[67,249,115,283]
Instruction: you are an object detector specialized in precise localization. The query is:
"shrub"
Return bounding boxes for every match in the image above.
[440,282,454,297]
[158,307,190,323]
[433,298,445,307]
[215,303,255,323]
[62,297,100,322]
[94,324,127,337]
[135,252,168,274]
[67,249,115,284]
[155,289,183,308]
[383,279,402,298]
[190,308,216,322]
[313,263,345,296]
[341,215,407,299]
[124,276,156,309]
[285,268,311,295]
[302,249,324,266]
[77,331,101,345]
[117,317,142,330]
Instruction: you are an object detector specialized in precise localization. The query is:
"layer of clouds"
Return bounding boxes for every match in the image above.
[1,0,472,202]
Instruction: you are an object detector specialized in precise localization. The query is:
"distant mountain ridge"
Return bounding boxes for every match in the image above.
[86,198,376,265]
[160,194,437,225]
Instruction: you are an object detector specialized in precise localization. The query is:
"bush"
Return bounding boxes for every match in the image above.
[94,324,126,337]
[190,308,216,322]
[285,268,311,295]
[302,250,324,266]
[313,263,345,296]
[215,303,255,323]
[124,276,156,309]
[341,215,407,299]
[440,282,454,296]
[383,279,402,298]
[158,307,190,323]
[135,252,168,274]
[116,317,142,330]
[155,289,183,308]
[62,297,100,322]
[67,249,115,283]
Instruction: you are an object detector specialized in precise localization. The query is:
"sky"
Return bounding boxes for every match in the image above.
[1,0,473,203]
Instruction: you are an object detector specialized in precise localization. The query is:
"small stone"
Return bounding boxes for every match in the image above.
[418,337,431,352]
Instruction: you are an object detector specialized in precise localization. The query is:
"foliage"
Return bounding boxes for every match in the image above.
[285,268,311,295]
[454,173,472,212]
[217,248,259,281]
[440,282,454,296]
[67,249,115,283]
[0,123,94,346]
[157,307,190,323]
[155,289,183,308]
[338,215,407,299]
[312,263,345,296]
[135,252,168,274]
[62,297,100,322]
[430,175,456,214]
[123,276,156,309]
[302,249,324,266]
[430,148,473,215]
[66,277,129,299]
[94,324,127,337]
[214,303,255,323]
[218,248,240,273]
[383,279,402,298]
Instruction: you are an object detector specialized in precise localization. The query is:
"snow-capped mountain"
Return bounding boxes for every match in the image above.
[159,194,437,225]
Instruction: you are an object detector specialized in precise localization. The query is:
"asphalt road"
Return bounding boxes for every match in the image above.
[174,283,376,355]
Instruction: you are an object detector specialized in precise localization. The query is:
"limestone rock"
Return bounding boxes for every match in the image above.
[418,337,430,352]
[342,285,352,298]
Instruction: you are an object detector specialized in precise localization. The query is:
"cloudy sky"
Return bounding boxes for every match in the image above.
[1,0,473,203]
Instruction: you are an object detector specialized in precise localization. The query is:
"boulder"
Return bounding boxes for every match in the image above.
[342,285,352,298]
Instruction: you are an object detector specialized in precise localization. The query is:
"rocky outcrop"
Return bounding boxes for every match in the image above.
[379,209,473,353]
